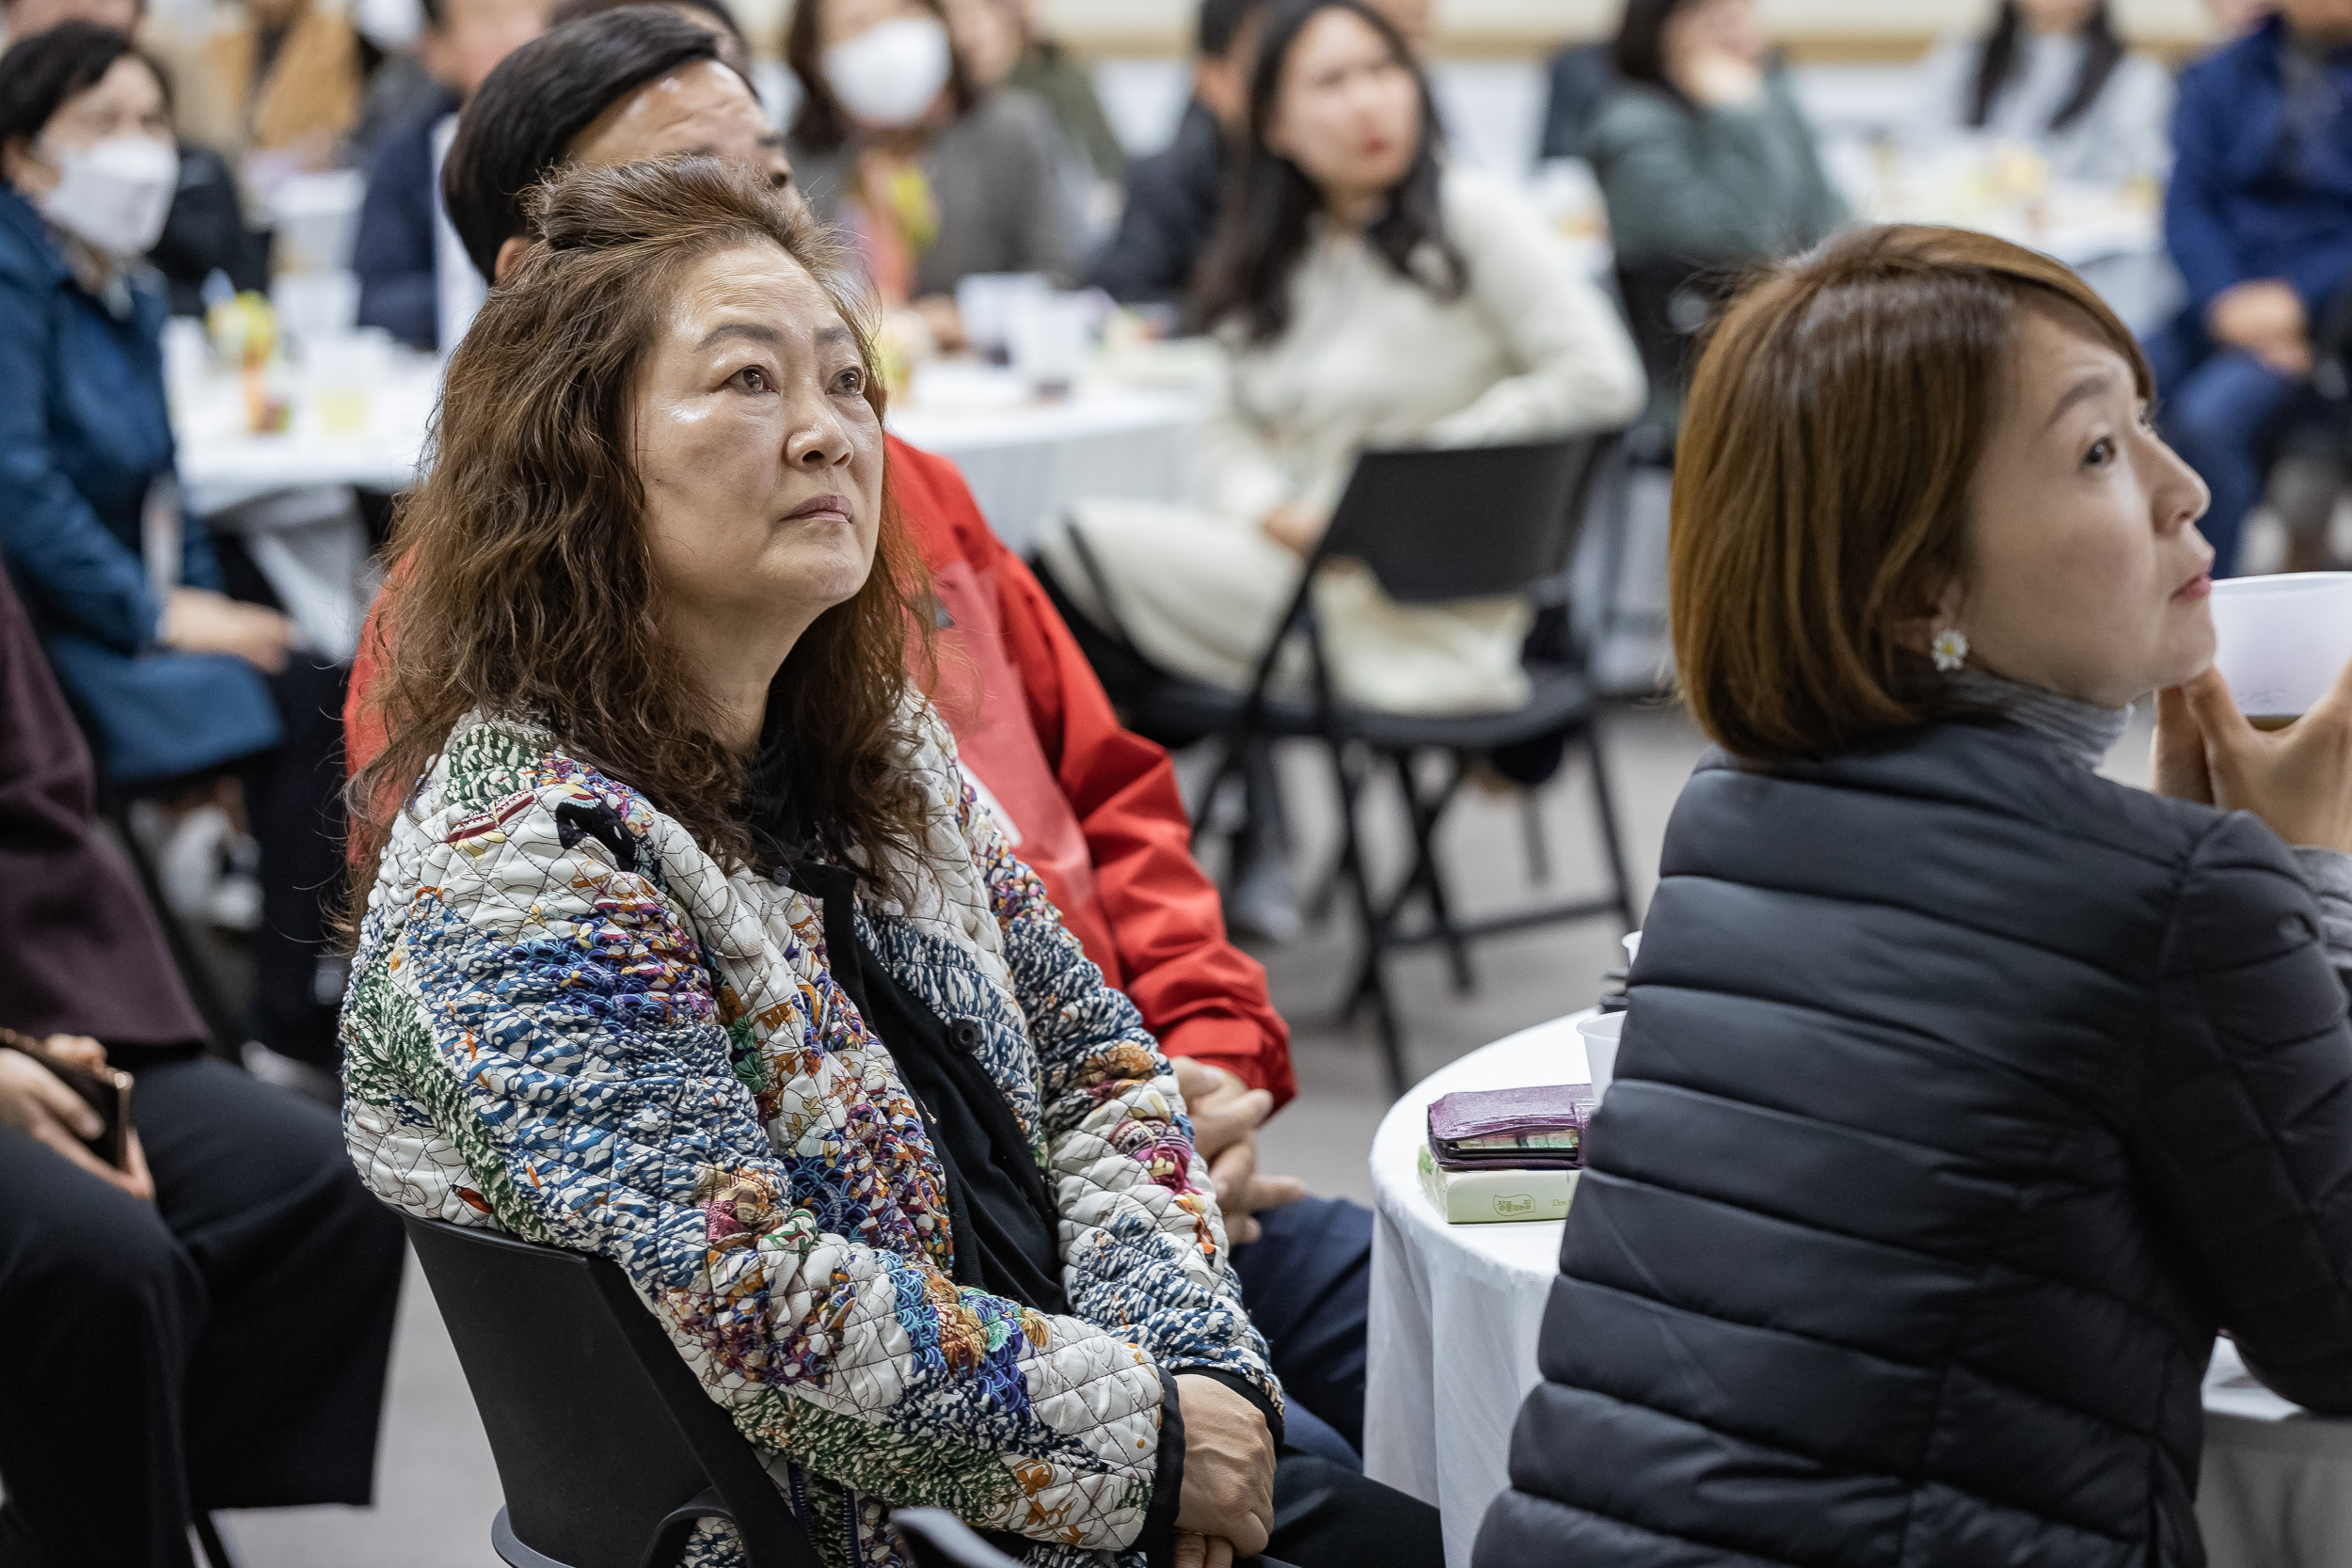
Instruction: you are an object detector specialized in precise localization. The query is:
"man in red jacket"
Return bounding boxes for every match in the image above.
[343,7,1377,1465]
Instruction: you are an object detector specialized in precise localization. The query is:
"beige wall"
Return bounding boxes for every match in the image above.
[1040,0,2223,55]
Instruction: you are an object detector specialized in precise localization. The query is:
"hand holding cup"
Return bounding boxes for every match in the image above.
[2156,657,2352,854]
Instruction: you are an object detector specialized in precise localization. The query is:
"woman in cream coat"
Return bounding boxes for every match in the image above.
[1040,0,1642,721]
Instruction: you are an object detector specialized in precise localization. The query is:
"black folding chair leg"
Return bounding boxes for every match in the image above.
[1302,844,1347,926]
[1519,788,1553,885]
[1326,737,1408,1096]
[1387,752,1475,995]
[1596,443,1635,649]
[194,1513,239,1568]
[1583,722,1637,930]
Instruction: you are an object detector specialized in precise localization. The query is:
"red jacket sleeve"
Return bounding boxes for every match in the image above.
[888,437,1295,1106]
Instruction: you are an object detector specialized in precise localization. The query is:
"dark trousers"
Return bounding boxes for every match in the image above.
[237,657,351,1069]
[1263,1446,1442,1568]
[1240,1200,1442,1567]
[2144,310,2311,578]
[0,1053,404,1567]
[1233,1196,1374,1464]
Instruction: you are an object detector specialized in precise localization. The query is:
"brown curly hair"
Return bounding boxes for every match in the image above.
[348,155,935,905]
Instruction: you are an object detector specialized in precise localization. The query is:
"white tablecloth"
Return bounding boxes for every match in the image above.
[174,355,1205,551]
[1364,1014,2352,1568]
[889,383,1204,551]
[1364,1014,1590,1568]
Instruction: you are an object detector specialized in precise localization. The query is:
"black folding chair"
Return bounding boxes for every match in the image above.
[401,1215,822,1568]
[1113,436,1637,1096]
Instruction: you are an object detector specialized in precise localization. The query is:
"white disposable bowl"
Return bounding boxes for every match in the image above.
[2209,572,2352,722]
[1576,1010,1626,1101]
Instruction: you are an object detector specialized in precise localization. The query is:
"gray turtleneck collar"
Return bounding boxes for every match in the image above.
[1946,668,2130,771]
[1947,669,2352,972]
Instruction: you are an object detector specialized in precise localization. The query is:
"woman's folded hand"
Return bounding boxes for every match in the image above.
[1173,1371,1275,1559]
[2157,660,2352,853]
[161,587,294,674]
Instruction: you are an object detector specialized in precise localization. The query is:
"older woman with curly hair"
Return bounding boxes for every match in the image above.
[341,153,1437,1568]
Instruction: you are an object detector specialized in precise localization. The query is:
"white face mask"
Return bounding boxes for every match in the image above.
[821,15,953,130]
[37,135,180,258]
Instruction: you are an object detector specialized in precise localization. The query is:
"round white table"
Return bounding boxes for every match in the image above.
[173,353,1206,552]
[1364,1014,2352,1568]
[1363,1012,1590,1568]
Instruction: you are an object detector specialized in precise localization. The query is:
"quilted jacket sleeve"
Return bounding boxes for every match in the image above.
[2138,811,2352,1413]
[948,758,1282,1408]
[343,780,1177,1552]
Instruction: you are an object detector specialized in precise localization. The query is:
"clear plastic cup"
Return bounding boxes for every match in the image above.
[1576,1011,1625,1101]
[2209,572,2352,728]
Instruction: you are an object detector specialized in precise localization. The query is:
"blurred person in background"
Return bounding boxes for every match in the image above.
[999,0,1124,181]
[2,24,351,1075]
[942,0,1098,256]
[1088,0,1264,309]
[1479,220,2352,1568]
[1536,35,1616,163]
[2146,0,2352,578]
[144,0,363,182]
[1589,0,1844,432]
[349,3,1382,1470]
[785,0,1072,344]
[351,0,548,349]
[1038,0,1643,933]
[0,561,403,1568]
[0,0,268,312]
[1912,1,2175,185]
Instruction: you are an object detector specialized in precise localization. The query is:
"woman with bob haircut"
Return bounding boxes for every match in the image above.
[342,154,1438,1568]
[1477,223,2352,1568]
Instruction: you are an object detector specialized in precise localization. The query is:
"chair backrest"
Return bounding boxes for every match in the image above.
[402,1214,818,1568]
[1316,436,1615,607]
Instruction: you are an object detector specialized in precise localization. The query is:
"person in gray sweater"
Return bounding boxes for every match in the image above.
[784,0,1073,341]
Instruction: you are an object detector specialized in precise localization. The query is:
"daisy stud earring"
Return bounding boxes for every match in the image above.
[1931,627,1970,673]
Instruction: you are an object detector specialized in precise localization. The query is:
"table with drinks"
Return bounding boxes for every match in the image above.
[1364,998,2352,1568]
[167,323,1215,551]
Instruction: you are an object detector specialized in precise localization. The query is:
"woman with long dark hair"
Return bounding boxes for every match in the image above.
[1913,0,2173,185]
[1037,0,1638,930]
[1037,0,1640,720]
[343,154,1440,1568]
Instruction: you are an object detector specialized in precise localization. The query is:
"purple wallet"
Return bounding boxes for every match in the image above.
[1426,1084,1595,1171]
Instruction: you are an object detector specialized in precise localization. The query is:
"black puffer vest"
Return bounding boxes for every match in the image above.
[1479,719,2352,1568]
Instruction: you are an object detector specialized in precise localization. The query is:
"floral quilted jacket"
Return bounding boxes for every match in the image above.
[341,705,1279,1567]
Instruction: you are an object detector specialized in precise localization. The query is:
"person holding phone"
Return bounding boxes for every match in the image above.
[0,557,405,1568]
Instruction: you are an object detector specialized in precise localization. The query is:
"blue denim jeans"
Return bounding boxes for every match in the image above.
[2144,309,2309,577]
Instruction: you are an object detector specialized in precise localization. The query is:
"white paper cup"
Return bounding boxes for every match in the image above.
[1576,1010,1625,1101]
[2210,572,2352,726]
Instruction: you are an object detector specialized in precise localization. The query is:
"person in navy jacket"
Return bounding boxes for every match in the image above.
[0,26,287,785]
[2147,0,2352,577]
[3,24,353,1070]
